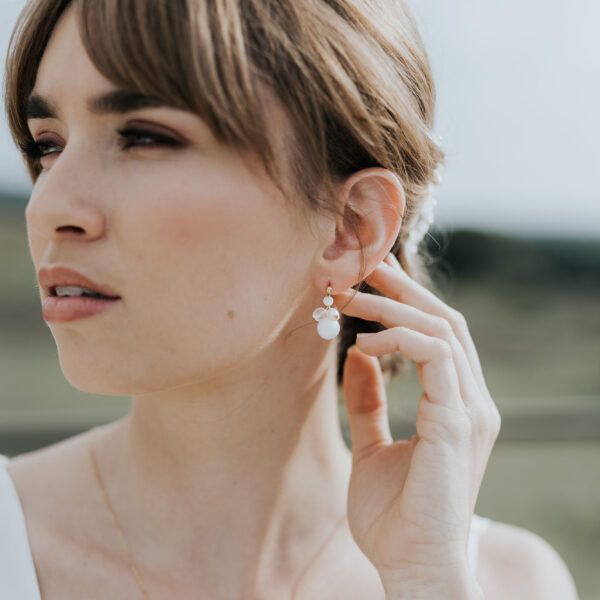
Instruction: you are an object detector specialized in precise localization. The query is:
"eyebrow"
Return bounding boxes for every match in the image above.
[25,89,173,120]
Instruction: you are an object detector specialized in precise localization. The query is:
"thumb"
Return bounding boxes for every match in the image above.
[342,344,393,462]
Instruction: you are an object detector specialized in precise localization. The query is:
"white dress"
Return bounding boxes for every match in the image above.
[0,453,492,598]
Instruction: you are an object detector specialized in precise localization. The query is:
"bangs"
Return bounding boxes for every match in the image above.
[6,0,276,186]
[5,0,443,221]
[77,0,270,153]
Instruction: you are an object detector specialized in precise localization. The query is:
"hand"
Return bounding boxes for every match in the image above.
[334,253,501,597]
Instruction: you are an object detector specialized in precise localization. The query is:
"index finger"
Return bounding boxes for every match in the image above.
[336,257,487,392]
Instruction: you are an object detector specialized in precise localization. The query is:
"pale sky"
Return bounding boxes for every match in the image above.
[1,0,598,237]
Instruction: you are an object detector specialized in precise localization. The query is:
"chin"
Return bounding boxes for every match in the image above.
[55,352,137,397]
[60,369,132,396]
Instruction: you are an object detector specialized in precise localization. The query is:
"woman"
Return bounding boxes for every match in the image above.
[0,0,578,598]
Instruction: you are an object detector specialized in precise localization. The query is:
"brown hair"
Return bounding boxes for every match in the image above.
[4,0,445,387]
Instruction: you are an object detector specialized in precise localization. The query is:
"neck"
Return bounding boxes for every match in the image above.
[97,338,352,597]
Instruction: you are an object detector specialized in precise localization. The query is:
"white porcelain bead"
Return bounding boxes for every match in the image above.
[317,318,340,340]
[312,307,326,321]
[325,307,340,320]
[323,296,334,307]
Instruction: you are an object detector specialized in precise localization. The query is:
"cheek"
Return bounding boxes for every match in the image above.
[112,161,305,359]
[95,169,300,393]
[128,175,265,284]
[120,156,300,294]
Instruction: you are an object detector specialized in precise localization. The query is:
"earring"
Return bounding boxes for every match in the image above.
[313,284,341,340]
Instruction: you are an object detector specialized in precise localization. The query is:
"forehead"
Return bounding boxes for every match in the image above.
[33,5,112,102]
[27,0,300,191]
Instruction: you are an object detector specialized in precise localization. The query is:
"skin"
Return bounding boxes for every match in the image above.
[14,6,398,599]
[6,4,579,600]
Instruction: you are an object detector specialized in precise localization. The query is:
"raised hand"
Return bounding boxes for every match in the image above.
[334,253,501,600]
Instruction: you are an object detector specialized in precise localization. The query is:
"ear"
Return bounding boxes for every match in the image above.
[312,167,405,294]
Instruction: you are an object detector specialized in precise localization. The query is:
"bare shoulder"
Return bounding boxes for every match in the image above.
[5,425,134,599]
[5,427,107,559]
[6,427,101,512]
[6,420,123,497]
[7,429,88,499]
[477,519,579,600]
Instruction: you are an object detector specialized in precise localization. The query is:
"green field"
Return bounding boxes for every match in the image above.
[1,205,599,598]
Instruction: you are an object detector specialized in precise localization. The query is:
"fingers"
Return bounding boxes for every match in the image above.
[368,256,487,392]
[335,287,479,404]
[342,345,393,462]
[355,326,464,413]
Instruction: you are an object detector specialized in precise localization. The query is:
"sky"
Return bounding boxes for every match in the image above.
[0,0,598,238]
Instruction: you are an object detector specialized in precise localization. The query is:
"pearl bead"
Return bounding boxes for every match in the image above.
[323,295,334,307]
[317,319,340,340]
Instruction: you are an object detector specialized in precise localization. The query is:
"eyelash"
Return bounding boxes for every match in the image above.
[19,128,182,161]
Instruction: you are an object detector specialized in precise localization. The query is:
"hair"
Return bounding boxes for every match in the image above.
[4,0,445,389]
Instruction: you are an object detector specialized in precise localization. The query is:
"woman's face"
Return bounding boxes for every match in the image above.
[25,7,327,395]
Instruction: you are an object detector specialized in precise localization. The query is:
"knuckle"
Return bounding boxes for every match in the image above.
[391,325,408,352]
[449,307,468,327]
[432,316,454,340]
[490,406,502,437]
[473,405,502,439]
[391,325,407,354]
[431,338,453,360]
[445,307,470,336]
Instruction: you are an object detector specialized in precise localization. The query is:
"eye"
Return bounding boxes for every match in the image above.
[18,127,183,165]
[19,139,61,160]
[117,128,183,150]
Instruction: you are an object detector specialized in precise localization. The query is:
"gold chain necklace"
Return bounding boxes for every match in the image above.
[89,426,150,599]
[88,426,347,599]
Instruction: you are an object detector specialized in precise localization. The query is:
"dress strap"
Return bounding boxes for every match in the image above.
[0,455,42,600]
[468,513,493,575]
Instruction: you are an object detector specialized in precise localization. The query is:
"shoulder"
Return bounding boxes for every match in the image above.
[6,429,92,502]
[6,420,122,497]
[2,428,130,598]
[477,519,579,600]
[4,426,123,555]
[3,430,95,545]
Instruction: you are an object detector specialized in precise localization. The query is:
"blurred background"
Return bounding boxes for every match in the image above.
[0,0,598,597]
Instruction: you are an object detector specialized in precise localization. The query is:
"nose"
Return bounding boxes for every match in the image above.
[25,156,107,243]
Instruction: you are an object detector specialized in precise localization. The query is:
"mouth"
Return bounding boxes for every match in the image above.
[42,294,121,323]
[38,266,121,300]
[49,285,120,300]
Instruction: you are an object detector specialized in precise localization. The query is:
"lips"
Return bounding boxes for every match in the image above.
[38,266,121,299]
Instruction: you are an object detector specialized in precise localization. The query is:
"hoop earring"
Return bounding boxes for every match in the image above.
[312,284,341,340]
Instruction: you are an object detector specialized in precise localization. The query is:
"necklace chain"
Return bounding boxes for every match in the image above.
[88,426,347,600]
[89,427,150,599]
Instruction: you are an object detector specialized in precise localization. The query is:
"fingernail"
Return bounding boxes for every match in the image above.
[356,333,376,339]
